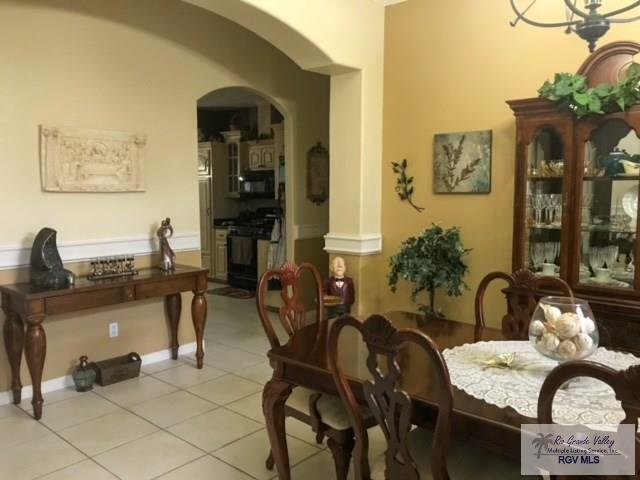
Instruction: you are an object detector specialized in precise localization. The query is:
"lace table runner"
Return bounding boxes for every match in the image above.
[443,341,640,426]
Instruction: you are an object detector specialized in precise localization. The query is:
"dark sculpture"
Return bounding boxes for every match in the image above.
[30,227,75,289]
[157,217,176,271]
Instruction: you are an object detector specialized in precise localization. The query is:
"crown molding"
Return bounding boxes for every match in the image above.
[0,232,200,271]
[324,233,382,256]
[373,0,408,5]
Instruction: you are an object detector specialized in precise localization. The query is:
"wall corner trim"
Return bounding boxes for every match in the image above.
[324,233,382,256]
[0,342,199,406]
[0,232,200,271]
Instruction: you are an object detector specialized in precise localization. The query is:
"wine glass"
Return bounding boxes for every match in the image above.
[529,296,599,362]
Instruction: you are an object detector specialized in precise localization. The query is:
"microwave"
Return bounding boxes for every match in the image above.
[239,170,275,198]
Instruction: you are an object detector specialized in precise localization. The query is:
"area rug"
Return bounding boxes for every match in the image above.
[207,287,255,299]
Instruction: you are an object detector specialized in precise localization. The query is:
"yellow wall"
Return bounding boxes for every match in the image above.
[0,0,329,393]
[380,0,640,326]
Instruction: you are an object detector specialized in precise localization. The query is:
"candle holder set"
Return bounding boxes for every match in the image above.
[87,256,138,281]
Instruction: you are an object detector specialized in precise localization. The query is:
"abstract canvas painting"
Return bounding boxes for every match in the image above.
[433,130,491,193]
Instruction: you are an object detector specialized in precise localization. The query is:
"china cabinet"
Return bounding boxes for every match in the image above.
[198,142,214,274]
[508,41,640,354]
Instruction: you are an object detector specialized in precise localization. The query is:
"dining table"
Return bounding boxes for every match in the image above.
[262,311,640,480]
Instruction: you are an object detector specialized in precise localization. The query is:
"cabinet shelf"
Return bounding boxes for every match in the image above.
[583,175,640,182]
[527,176,563,181]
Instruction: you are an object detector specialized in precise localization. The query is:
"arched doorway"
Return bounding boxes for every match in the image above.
[195,87,294,291]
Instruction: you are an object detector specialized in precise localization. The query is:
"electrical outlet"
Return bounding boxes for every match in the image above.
[109,322,119,338]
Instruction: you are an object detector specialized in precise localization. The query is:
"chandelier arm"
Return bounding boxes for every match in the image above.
[601,1,640,18]
[609,13,640,23]
[562,0,589,19]
[511,0,581,28]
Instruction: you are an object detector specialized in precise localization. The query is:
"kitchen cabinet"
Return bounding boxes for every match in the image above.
[247,141,275,170]
[198,142,214,275]
[221,130,247,197]
[507,41,640,355]
[214,228,228,282]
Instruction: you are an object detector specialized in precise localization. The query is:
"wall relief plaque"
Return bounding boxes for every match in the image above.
[40,125,146,192]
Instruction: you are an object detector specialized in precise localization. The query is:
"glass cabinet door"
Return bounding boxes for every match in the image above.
[525,128,566,277]
[578,120,639,291]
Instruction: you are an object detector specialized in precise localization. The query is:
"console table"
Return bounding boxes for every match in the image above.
[1,265,208,420]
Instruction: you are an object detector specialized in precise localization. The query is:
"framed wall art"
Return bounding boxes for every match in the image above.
[433,130,492,194]
[40,125,147,192]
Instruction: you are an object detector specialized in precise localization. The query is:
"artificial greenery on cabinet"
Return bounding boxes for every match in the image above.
[538,63,640,118]
[388,224,470,319]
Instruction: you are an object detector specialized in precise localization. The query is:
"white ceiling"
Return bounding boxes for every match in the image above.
[197,88,267,109]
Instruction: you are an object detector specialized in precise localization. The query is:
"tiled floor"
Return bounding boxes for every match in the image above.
[0,291,347,480]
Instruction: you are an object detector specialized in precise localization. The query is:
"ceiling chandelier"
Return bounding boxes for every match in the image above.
[510,1,640,52]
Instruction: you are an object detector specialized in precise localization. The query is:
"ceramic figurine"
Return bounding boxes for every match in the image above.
[157,217,176,271]
[324,256,355,314]
[30,227,75,289]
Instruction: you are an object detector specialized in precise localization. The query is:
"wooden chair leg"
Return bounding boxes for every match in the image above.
[265,449,275,470]
[327,434,355,480]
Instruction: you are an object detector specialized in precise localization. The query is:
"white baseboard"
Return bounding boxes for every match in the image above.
[0,341,198,406]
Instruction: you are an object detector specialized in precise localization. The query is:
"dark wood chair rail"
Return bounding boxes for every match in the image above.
[263,311,533,480]
[1,265,208,420]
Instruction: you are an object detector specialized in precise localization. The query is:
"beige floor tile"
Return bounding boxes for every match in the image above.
[58,409,158,456]
[225,392,264,423]
[93,430,202,480]
[39,393,120,431]
[152,363,226,388]
[95,375,177,407]
[213,429,319,480]
[157,455,253,480]
[0,403,27,419]
[168,408,262,452]
[19,387,89,411]
[141,358,185,375]
[290,451,355,480]
[284,417,324,447]
[130,390,218,428]
[234,362,273,384]
[187,374,262,405]
[0,411,53,449]
[201,347,266,372]
[0,433,85,480]
[37,459,118,480]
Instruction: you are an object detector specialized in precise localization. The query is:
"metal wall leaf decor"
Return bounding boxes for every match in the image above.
[392,159,424,212]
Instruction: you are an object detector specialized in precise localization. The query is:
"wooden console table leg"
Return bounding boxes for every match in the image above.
[2,307,24,404]
[263,377,293,480]
[24,314,46,420]
[165,293,182,360]
[191,276,207,369]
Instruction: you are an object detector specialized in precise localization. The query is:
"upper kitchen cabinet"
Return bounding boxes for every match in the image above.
[247,140,275,170]
[221,130,248,197]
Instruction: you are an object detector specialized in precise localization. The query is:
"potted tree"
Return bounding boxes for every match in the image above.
[388,224,470,319]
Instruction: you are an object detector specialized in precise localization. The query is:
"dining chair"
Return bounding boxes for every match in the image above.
[328,313,523,479]
[475,268,573,340]
[538,361,640,480]
[257,260,359,480]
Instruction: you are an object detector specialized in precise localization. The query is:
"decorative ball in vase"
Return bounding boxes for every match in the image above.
[529,296,599,361]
